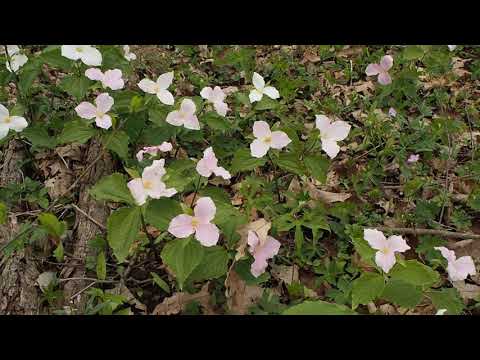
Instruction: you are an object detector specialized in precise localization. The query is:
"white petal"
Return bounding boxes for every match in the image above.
[252,72,265,90]
[200,87,213,100]
[249,89,263,103]
[165,110,183,127]
[263,86,280,99]
[252,121,271,139]
[270,131,291,149]
[180,99,196,115]
[321,138,341,159]
[0,104,9,119]
[387,235,410,253]
[250,139,270,158]
[325,121,351,142]
[156,89,175,105]
[127,178,148,206]
[156,71,174,90]
[79,46,102,66]
[138,79,158,94]
[61,45,81,60]
[315,115,331,133]
[0,124,10,139]
[364,228,387,250]
[9,116,28,132]
[375,251,397,273]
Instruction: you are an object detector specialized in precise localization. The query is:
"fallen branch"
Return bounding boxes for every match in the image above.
[374,226,480,240]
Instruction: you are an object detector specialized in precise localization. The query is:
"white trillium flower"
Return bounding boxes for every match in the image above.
[0,104,28,140]
[315,115,351,159]
[166,99,200,130]
[123,45,137,61]
[127,159,177,206]
[448,45,457,51]
[138,72,175,106]
[85,68,124,90]
[250,120,291,158]
[196,147,231,180]
[61,45,102,66]
[434,246,476,282]
[364,228,410,273]
[75,93,114,130]
[436,309,447,315]
[200,86,229,117]
[3,45,28,73]
[249,72,280,103]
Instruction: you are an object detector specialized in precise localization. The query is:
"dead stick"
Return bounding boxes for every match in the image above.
[373,226,480,240]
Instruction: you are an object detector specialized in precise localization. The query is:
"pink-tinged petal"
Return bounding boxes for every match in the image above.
[9,116,28,132]
[250,139,270,158]
[146,179,175,199]
[407,154,420,163]
[251,258,269,277]
[168,214,195,238]
[183,114,200,130]
[247,230,260,251]
[202,147,218,168]
[156,71,174,90]
[249,89,263,103]
[377,72,392,85]
[136,150,145,162]
[166,110,183,126]
[80,46,102,66]
[450,257,476,281]
[315,115,331,133]
[213,166,231,180]
[321,138,341,159]
[75,102,97,119]
[375,251,397,273]
[138,78,157,94]
[127,178,148,206]
[252,120,271,139]
[263,86,280,99]
[0,104,9,119]
[95,114,112,130]
[180,99,196,115]
[95,93,114,113]
[160,187,177,198]
[159,142,172,152]
[156,89,175,106]
[195,223,220,247]
[252,72,265,90]
[103,69,124,90]
[213,101,229,117]
[212,87,226,103]
[194,197,216,224]
[196,158,213,177]
[0,124,9,139]
[270,131,291,149]
[250,236,281,277]
[200,86,213,100]
[143,159,166,178]
[388,107,397,117]
[326,121,351,142]
[365,63,382,76]
[85,68,104,81]
[435,246,456,263]
[380,55,394,71]
[387,235,410,253]
[364,229,387,250]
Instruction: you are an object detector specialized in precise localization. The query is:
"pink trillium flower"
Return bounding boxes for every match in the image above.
[434,246,476,282]
[75,93,114,130]
[127,159,177,206]
[0,104,28,140]
[248,230,281,277]
[250,121,291,158]
[365,55,394,85]
[85,68,124,90]
[364,228,410,273]
[315,115,351,159]
[249,72,280,103]
[168,197,220,247]
[61,45,102,66]
[388,107,397,117]
[138,72,175,105]
[123,45,137,61]
[407,154,420,163]
[166,99,200,130]
[136,142,173,162]
[196,147,231,180]
[200,86,229,117]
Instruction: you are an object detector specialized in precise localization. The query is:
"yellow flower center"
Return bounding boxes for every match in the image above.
[4,116,12,124]
[380,247,391,255]
[76,47,84,53]
[142,180,153,189]
[96,111,105,118]
[263,136,272,144]
[191,217,200,228]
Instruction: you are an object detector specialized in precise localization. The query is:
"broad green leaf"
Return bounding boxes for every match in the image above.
[234,258,270,285]
[89,173,135,205]
[346,224,376,266]
[230,148,267,174]
[38,213,66,239]
[352,272,385,309]
[96,251,107,281]
[204,112,230,132]
[381,279,422,308]
[255,97,278,111]
[59,75,92,101]
[53,241,64,262]
[40,48,73,70]
[282,300,357,315]
[22,125,57,151]
[188,246,229,282]
[427,288,464,315]
[104,130,130,160]
[150,272,170,293]
[161,237,205,289]
[163,159,196,192]
[144,198,182,231]
[107,206,142,263]
[403,45,425,60]
[18,59,41,95]
[389,260,440,288]
[58,119,97,144]
[304,154,330,183]
[0,202,7,225]
[274,152,306,176]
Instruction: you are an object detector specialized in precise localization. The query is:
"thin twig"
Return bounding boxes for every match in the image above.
[373,226,480,240]
[68,203,106,231]
[59,277,118,284]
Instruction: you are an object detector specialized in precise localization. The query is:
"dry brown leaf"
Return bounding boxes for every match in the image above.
[353,81,375,95]
[307,182,351,203]
[107,283,147,314]
[152,283,214,315]
[301,50,321,64]
[55,144,84,161]
[336,46,363,58]
[224,269,263,315]
[452,281,480,301]
[235,218,271,260]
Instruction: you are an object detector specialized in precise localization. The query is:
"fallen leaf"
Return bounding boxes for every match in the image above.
[36,271,57,293]
[152,282,214,315]
[224,268,263,315]
[307,183,351,203]
[452,281,480,301]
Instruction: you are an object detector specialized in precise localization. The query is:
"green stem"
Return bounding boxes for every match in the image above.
[140,210,159,261]
[190,175,202,209]
[267,152,281,203]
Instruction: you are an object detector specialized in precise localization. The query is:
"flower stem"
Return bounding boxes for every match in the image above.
[190,175,202,209]
[267,152,281,203]
[140,210,159,262]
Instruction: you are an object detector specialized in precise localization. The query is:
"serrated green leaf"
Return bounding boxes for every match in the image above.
[230,148,267,174]
[274,152,305,176]
[104,130,130,160]
[304,154,330,183]
[282,300,357,315]
[381,279,422,308]
[204,112,230,132]
[107,207,142,263]
[58,119,97,144]
[352,272,385,309]
[150,272,170,293]
[427,288,464,315]
[38,213,66,239]
[59,75,92,101]
[53,241,64,262]
[22,125,57,151]
[144,198,182,231]
[90,173,135,205]
[403,45,425,60]
[389,260,440,288]
[188,246,229,282]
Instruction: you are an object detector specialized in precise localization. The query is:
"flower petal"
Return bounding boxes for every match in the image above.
[103,69,124,90]
[249,89,263,103]
[75,102,97,119]
[136,150,145,162]
[61,45,81,60]
[326,120,351,142]
[250,139,270,158]
[251,258,269,277]
[138,78,157,94]
[196,159,213,177]
[200,86,213,100]
[263,86,280,99]
[95,93,114,113]
[0,124,9,139]
[168,214,195,238]
[365,63,382,76]
[315,115,331,133]
[80,46,102,66]
[0,104,9,119]
[95,114,112,130]
[180,99,196,114]
[9,116,28,132]
[194,197,216,223]
[380,55,393,71]
[7,54,28,72]
[375,251,397,273]
[195,223,220,247]
[364,228,387,250]
[127,178,148,206]
[387,235,410,253]
[166,110,183,126]
[377,72,392,85]
[247,231,260,250]
[435,246,456,263]
[156,71,174,90]
[85,68,104,81]
[252,72,265,90]
[270,131,291,149]
[213,101,229,117]
[252,120,271,139]
[321,138,341,159]
[183,114,200,130]
[156,89,175,105]
[213,166,231,180]
[449,256,476,281]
